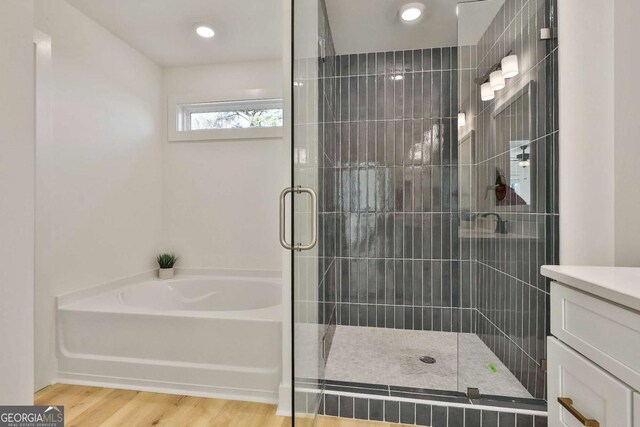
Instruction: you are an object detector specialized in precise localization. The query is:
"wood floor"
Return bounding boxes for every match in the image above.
[35,384,410,427]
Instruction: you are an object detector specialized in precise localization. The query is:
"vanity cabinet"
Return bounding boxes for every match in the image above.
[543,267,640,427]
[548,338,632,426]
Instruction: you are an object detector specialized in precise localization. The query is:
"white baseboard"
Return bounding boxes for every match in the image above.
[276,383,292,416]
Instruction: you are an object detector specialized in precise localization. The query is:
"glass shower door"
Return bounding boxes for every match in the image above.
[456,0,556,405]
[289,0,324,425]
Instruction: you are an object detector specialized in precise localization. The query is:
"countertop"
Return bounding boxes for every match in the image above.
[541,265,640,312]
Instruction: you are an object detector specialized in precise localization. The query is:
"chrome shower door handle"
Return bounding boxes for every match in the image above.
[279,186,318,251]
[295,186,318,251]
[279,187,295,250]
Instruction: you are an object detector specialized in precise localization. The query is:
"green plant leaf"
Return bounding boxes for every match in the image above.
[156,252,178,268]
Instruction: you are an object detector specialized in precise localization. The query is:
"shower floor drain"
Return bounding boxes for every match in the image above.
[419,356,436,364]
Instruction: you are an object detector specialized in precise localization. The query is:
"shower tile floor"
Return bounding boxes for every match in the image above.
[324,326,532,399]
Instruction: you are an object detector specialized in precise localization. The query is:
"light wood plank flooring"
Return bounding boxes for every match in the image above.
[35,384,410,427]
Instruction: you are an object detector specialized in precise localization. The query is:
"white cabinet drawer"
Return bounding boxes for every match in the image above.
[635,393,640,427]
[551,282,640,391]
[548,338,633,427]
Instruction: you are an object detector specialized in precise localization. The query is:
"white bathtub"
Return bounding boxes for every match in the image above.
[56,271,282,403]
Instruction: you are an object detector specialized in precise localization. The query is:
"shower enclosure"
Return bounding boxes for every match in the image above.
[286,0,558,425]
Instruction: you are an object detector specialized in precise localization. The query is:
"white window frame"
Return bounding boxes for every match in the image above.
[168,96,284,142]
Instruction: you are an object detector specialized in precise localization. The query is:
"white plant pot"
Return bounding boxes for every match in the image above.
[158,268,174,280]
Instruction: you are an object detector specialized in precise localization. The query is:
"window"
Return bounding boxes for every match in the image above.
[169,97,284,142]
[178,99,283,131]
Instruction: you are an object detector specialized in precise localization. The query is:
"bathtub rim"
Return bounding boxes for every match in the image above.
[56,268,283,322]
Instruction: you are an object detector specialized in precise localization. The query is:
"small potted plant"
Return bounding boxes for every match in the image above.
[156,253,178,279]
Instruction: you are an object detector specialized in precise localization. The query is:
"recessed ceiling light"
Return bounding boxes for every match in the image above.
[194,24,215,38]
[400,3,425,23]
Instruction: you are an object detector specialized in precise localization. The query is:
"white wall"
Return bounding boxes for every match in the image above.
[32,1,284,390]
[163,61,284,271]
[0,0,35,405]
[559,0,640,267]
[558,0,616,266]
[614,0,640,267]
[34,0,164,389]
[4,0,285,399]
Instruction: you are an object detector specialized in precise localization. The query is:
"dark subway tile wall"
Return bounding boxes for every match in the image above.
[305,390,548,426]
[298,0,557,418]
[458,0,559,399]
[316,46,465,333]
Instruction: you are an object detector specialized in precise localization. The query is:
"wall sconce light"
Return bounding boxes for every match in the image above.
[476,53,519,102]
[501,55,519,78]
[481,83,495,101]
[457,112,466,127]
[489,70,505,91]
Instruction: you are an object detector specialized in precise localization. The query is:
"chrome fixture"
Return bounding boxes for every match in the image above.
[318,37,326,60]
[279,186,318,251]
[540,28,555,40]
[457,112,466,127]
[481,213,509,234]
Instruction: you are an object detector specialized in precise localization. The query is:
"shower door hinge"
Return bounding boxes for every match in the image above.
[540,28,555,40]
[318,37,326,61]
[540,358,548,372]
[467,387,480,400]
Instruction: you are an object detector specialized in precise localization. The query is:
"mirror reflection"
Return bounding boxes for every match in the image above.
[492,83,534,207]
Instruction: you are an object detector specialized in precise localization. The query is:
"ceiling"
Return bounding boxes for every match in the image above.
[458,0,504,45]
[64,0,501,66]
[65,0,283,67]
[325,0,503,55]
[325,0,459,55]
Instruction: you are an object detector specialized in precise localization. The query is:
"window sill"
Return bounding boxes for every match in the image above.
[168,127,283,142]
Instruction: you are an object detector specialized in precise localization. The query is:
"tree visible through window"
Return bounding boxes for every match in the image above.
[190,108,283,130]
[179,99,283,132]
